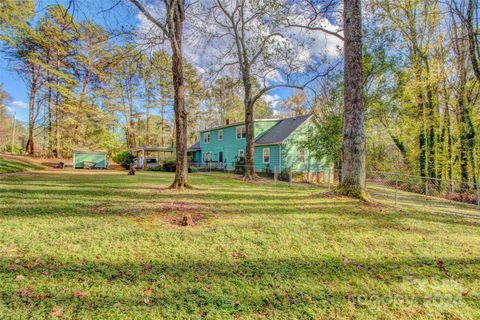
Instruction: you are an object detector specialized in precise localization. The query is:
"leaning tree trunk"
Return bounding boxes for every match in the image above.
[338,0,366,198]
[170,0,189,189]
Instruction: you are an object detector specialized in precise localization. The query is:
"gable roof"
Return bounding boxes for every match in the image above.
[254,114,312,145]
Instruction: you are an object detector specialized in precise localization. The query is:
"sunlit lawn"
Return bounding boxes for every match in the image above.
[0,170,479,319]
[0,157,45,174]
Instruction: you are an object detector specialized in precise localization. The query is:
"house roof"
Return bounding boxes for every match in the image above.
[73,149,107,155]
[254,114,312,145]
[188,142,201,151]
[199,118,280,133]
[130,146,175,152]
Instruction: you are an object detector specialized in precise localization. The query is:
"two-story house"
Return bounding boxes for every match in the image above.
[188,114,330,172]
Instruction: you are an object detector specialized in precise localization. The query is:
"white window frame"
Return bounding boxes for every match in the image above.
[202,152,211,162]
[218,129,223,141]
[238,149,245,159]
[263,148,270,164]
[236,126,246,140]
[203,132,210,144]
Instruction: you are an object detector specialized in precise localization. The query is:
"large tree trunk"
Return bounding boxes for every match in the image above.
[440,100,453,184]
[146,94,151,145]
[54,57,61,158]
[160,102,165,146]
[47,77,53,156]
[466,0,480,82]
[458,90,470,188]
[74,70,89,145]
[244,102,255,179]
[426,84,437,180]
[338,0,366,198]
[458,88,477,191]
[170,0,189,189]
[244,92,255,179]
[26,64,37,155]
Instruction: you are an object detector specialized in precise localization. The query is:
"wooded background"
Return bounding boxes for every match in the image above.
[0,0,478,188]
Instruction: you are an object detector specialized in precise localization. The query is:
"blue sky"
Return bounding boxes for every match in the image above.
[1,0,138,123]
[2,0,341,123]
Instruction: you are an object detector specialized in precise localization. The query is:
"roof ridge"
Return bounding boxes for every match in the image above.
[254,114,312,145]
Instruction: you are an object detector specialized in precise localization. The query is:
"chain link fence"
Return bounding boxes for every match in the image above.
[192,162,480,209]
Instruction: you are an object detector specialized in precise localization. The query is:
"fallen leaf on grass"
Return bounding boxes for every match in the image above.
[49,306,63,317]
[15,275,25,281]
[114,302,124,309]
[435,259,450,277]
[21,289,32,296]
[143,287,153,297]
[231,252,247,259]
[73,291,88,299]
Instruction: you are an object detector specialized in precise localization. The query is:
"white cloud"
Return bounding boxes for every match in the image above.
[134,0,343,91]
[11,100,28,110]
[263,93,282,109]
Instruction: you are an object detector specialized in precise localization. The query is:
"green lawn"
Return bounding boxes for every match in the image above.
[0,171,479,319]
[0,157,45,174]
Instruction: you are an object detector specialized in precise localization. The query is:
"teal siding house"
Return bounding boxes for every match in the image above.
[188,114,329,172]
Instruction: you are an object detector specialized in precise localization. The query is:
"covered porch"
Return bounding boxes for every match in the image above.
[129,146,175,169]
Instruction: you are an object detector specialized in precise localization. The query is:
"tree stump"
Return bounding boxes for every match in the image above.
[181,213,193,226]
[128,164,136,175]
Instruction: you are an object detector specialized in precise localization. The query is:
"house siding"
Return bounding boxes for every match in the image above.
[254,145,280,171]
[281,119,329,172]
[199,121,278,168]
[195,117,330,173]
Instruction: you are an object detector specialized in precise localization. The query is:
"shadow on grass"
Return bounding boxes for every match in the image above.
[1,173,479,232]
[0,255,477,317]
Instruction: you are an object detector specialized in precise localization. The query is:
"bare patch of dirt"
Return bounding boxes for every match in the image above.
[160,202,209,226]
[133,201,214,228]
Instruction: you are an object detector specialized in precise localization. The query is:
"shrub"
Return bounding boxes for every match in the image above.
[148,165,163,171]
[189,166,198,173]
[113,151,135,170]
[163,160,176,172]
[234,156,245,175]
[279,168,291,181]
[444,191,478,205]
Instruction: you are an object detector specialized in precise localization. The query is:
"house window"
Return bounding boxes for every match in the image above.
[202,152,211,162]
[238,149,245,160]
[203,132,210,144]
[236,126,246,139]
[218,129,223,141]
[263,148,270,164]
[298,150,305,163]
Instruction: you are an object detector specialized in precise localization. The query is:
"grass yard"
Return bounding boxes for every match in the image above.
[0,170,479,319]
[0,157,45,174]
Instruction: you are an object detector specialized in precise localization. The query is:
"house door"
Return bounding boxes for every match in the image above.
[219,152,224,163]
